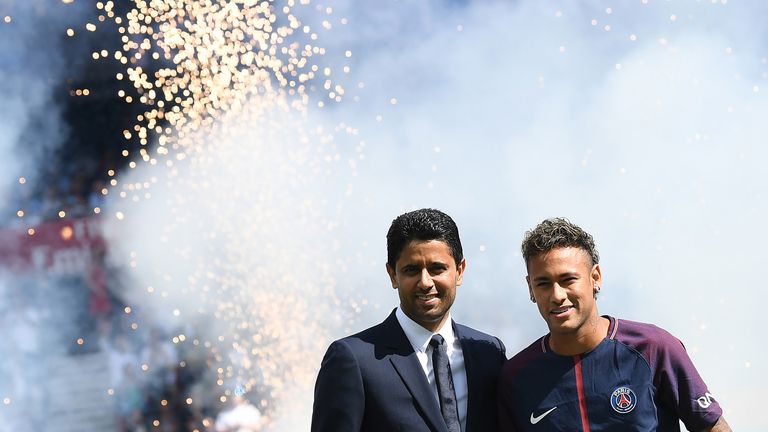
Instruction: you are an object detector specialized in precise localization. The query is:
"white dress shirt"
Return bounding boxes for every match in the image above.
[396,307,468,432]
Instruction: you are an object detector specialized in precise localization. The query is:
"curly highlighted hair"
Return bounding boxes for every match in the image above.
[521,217,599,267]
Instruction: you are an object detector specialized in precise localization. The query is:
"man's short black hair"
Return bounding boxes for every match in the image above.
[386,208,463,269]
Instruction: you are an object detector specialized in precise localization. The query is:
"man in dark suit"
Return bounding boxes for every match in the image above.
[311,208,506,432]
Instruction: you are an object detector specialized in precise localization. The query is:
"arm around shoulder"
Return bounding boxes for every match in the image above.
[311,340,365,432]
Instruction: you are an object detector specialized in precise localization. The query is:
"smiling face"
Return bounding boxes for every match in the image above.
[527,246,603,351]
[386,239,466,332]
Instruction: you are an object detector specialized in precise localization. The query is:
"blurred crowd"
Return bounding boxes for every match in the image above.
[1,4,269,430]
[1,184,267,432]
[1,10,274,426]
[7,163,109,228]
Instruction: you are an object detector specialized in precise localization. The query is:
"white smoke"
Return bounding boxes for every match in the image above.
[1,4,63,216]
[312,1,766,429]
[0,2,108,430]
[102,0,767,430]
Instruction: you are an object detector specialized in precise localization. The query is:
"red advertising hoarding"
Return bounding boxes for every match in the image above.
[0,217,105,276]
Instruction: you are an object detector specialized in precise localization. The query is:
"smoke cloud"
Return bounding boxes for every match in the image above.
[316,1,767,430]
[97,0,767,430]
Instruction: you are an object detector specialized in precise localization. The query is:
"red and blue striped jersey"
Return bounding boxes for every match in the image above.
[498,316,722,431]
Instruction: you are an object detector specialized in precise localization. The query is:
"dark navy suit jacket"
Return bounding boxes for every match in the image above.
[311,309,506,432]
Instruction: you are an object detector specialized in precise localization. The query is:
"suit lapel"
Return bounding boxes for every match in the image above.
[455,322,479,431]
[382,311,447,432]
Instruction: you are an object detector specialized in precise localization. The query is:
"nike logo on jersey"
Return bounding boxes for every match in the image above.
[530,406,557,424]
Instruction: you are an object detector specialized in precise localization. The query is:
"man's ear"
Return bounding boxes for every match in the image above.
[526,275,535,303]
[386,263,397,288]
[591,264,602,295]
[455,258,466,286]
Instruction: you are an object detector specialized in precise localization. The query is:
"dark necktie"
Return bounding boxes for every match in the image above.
[430,334,461,432]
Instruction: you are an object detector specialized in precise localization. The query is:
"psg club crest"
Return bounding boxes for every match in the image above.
[610,386,637,414]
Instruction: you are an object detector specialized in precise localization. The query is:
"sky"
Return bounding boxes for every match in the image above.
[2,0,767,430]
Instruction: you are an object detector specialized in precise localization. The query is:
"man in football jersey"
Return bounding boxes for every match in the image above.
[498,218,730,431]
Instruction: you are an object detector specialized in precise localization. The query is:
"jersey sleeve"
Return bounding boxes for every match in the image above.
[625,323,723,431]
[656,334,722,430]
